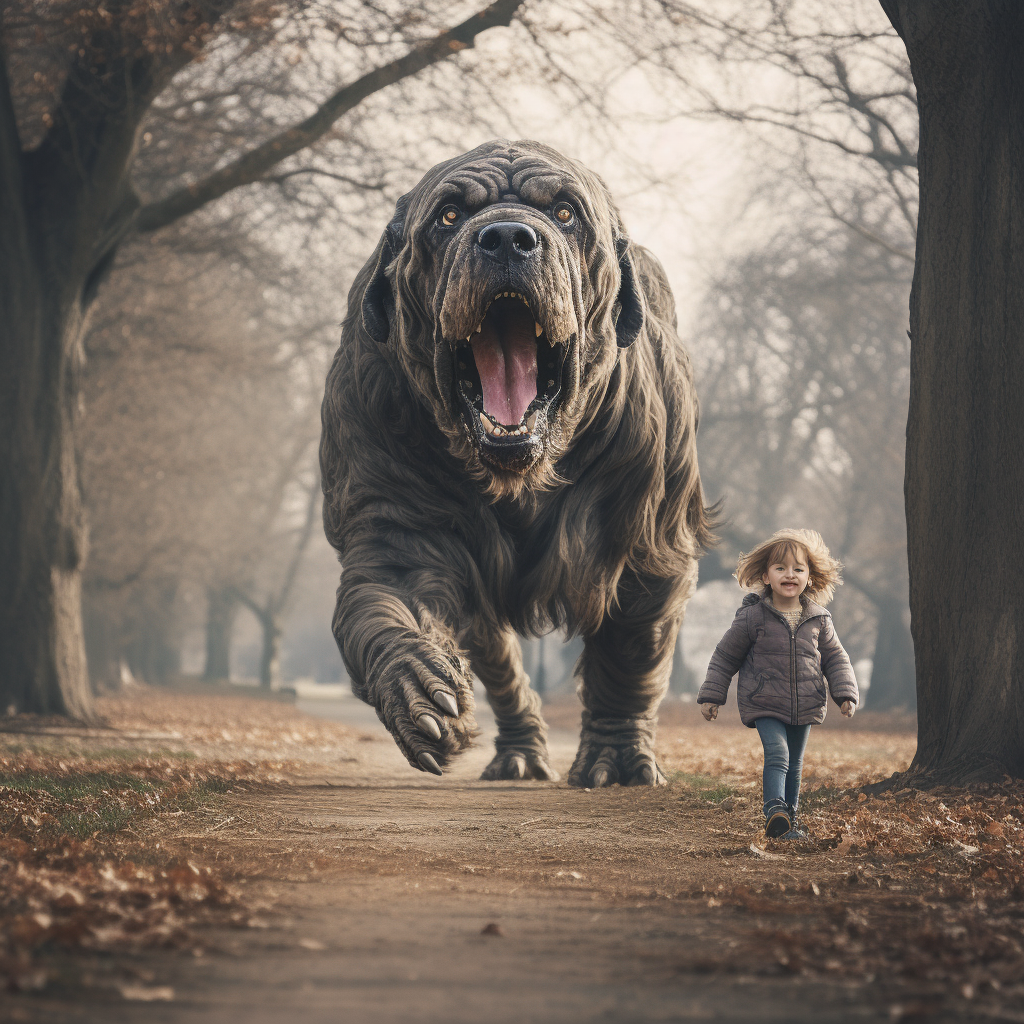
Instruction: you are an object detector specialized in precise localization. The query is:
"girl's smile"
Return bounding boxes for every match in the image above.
[762,548,810,611]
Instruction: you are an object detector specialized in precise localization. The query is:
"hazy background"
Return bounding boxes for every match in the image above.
[77,0,916,710]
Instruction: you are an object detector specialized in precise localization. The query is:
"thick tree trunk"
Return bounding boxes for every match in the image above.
[864,598,916,712]
[203,587,238,682]
[882,3,1024,781]
[0,282,94,719]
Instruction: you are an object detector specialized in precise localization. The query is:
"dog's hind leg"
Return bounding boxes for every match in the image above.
[466,624,558,781]
[568,568,695,788]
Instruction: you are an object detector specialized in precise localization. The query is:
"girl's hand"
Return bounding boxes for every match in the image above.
[700,703,719,721]
[841,700,856,718]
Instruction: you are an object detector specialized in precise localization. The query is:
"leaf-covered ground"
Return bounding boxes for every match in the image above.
[0,687,361,997]
[1,687,1022,1022]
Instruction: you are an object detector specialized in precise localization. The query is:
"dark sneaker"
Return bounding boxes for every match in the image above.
[764,798,791,838]
[780,822,809,840]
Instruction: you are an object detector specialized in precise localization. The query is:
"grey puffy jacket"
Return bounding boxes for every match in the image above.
[696,592,859,728]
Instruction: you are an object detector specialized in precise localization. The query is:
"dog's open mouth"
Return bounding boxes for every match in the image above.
[454,293,564,450]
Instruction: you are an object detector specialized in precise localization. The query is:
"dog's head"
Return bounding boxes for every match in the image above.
[360,140,646,496]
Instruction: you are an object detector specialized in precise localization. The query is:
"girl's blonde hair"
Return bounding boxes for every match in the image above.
[735,529,843,605]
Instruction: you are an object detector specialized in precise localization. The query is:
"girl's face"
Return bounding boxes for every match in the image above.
[762,547,810,606]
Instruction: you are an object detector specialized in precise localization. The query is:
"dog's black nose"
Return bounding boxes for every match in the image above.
[476,221,539,261]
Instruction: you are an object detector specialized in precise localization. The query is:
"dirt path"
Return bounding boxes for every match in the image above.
[4,690,1022,1024]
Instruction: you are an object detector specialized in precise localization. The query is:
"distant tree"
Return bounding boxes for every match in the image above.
[80,238,324,687]
[878,2,1024,783]
[694,221,914,708]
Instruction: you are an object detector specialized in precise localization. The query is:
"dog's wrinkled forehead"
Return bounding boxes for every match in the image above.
[404,141,612,234]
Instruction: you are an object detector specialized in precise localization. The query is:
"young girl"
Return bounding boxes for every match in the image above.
[697,529,859,840]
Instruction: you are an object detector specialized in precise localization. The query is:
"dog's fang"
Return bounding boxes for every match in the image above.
[480,412,496,435]
[534,321,543,338]
[526,411,538,431]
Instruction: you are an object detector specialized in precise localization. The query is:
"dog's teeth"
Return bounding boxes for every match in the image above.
[494,425,506,436]
[534,321,543,338]
[480,412,496,435]
[466,335,472,342]
[476,323,482,334]
[526,411,538,431]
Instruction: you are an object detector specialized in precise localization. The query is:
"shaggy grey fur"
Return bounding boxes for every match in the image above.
[320,140,712,786]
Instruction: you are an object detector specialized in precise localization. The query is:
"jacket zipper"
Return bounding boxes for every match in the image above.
[790,631,798,723]
[765,601,802,722]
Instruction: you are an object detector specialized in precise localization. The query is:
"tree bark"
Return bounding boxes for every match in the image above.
[881,2,1024,781]
[0,209,93,719]
[203,587,238,682]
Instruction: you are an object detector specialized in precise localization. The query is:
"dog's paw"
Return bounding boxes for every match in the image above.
[480,748,559,781]
[371,641,476,774]
[566,714,665,788]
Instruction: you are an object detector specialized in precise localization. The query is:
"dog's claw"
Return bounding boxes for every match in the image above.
[591,767,610,788]
[433,691,459,717]
[417,715,441,741]
[509,753,526,779]
[417,751,443,776]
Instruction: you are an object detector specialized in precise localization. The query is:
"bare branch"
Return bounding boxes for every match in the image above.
[136,0,524,233]
[262,166,388,191]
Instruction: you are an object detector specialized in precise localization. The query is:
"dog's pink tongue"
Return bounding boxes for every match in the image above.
[472,303,538,426]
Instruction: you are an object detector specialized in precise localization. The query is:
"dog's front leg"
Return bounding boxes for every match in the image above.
[334,572,476,775]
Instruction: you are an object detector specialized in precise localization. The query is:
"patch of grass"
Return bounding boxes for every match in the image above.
[0,769,154,801]
[0,765,232,839]
[668,770,737,803]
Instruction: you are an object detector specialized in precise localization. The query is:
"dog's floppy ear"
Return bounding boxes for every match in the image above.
[361,194,409,346]
[614,236,645,348]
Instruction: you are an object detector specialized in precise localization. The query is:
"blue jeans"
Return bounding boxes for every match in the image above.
[755,718,811,816]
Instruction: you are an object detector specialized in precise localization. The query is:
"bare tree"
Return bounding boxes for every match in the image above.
[693,217,914,708]
[0,0,525,719]
[80,234,326,688]
[231,464,322,689]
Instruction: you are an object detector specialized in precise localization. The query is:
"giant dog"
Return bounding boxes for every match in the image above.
[320,140,712,786]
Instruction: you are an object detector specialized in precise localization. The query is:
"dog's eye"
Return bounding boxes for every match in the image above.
[438,205,461,227]
[553,202,575,226]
